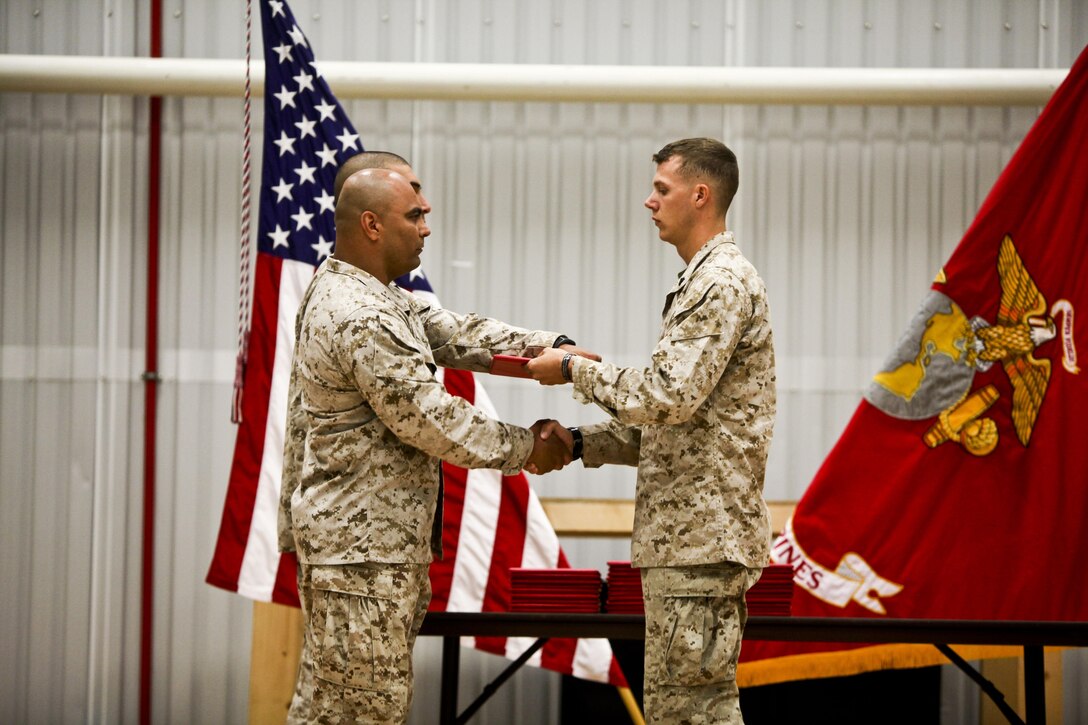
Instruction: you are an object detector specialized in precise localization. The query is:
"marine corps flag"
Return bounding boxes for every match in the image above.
[740,46,1087,686]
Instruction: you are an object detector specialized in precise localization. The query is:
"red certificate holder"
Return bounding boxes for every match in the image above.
[489,355,532,379]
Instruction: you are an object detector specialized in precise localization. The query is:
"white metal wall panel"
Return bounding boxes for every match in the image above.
[2,0,1087,723]
[1068,647,1088,724]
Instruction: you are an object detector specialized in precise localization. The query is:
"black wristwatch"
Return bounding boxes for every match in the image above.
[560,352,574,381]
[553,335,576,348]
[569,427,583,460]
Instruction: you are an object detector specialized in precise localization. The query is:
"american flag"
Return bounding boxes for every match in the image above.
[205,0,626,688]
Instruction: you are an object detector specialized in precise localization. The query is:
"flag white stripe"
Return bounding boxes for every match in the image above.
[571,638,615,684]
[506,636,545,669]
[521,488,560,569]
[236,259,310,600]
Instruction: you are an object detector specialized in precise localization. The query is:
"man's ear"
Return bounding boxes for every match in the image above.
[360,210,381,240]
[692,183,711,209]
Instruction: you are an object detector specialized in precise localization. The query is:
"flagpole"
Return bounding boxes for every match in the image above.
[617,686,646,724]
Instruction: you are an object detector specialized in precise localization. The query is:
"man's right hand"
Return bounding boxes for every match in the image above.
[536,420,574,452]
[524,419,573,474]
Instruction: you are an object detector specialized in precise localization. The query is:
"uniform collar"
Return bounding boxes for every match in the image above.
[674,231,735,291]
[326,257,411,310]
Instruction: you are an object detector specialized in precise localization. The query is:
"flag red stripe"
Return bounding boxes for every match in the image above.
[273,551,301,607]
[484,475,530,613]
[540,636,578,675]
[206,253,282,592]
[428,463,465,611]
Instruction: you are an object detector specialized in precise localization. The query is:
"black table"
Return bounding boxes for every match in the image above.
[420,612,1088,725]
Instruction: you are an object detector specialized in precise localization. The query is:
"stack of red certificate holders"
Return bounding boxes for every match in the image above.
[602,561,794,616]
[509,568,603,613]
[603,561,645,614]
[744,564,794,616]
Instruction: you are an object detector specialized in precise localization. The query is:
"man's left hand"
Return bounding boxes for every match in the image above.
[525,347,569,385]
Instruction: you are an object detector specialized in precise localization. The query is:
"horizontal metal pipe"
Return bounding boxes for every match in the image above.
[0,54,1067,106]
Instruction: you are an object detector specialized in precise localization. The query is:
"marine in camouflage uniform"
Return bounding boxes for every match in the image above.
[278,167,576,724]
[576,231,775,723]
[529,139,775,723]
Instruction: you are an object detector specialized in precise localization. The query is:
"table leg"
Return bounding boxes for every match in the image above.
[1023,645,1045,725]
[440,635,460,725]
[936,644,1023,725]
[455,637,549,724]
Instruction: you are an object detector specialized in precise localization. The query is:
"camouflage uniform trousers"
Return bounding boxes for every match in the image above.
[642,562,762,724]
[287,561,431,724]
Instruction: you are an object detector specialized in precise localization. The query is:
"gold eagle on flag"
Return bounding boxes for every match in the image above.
[869,236,1060,456]
[966,236,1055,445]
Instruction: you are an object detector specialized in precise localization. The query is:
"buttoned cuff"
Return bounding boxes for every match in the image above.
[569,355,593,404]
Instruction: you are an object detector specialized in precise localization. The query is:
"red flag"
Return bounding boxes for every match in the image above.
[740,47,1088,686]
[205,0,626,688]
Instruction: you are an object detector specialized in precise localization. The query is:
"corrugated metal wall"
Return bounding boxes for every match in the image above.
[2,0,1086,723]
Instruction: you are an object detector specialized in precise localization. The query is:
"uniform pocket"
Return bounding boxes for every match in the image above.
[660,595,742,687]
[309,566,399,692]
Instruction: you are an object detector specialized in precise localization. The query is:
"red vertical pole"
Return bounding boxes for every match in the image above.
[140,0,163,722]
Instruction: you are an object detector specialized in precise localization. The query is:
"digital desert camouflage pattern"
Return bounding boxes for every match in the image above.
[574,232,776,569]
[278,257,560,564]
[287,561,431,724]
[642,563,761,724]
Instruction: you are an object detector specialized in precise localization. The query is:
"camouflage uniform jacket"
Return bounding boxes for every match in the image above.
[572,232,776,569]
[278,258,561,565]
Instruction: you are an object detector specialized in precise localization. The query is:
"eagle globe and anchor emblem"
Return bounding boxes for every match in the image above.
[771,234,1079,614]
[867,235,1079,455]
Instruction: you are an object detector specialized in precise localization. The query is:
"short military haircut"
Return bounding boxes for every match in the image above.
[652,138,739,215]
[333,150,411,202]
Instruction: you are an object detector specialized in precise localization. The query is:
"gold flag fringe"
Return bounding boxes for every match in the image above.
[737,644,1024,688]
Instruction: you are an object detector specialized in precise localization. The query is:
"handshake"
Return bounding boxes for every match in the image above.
[524,420,577,475]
